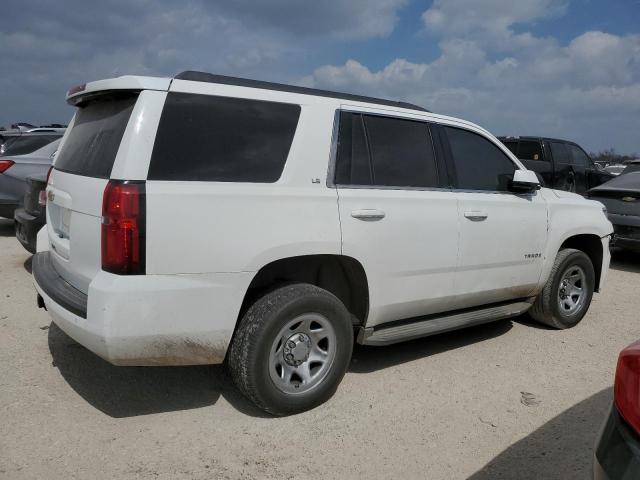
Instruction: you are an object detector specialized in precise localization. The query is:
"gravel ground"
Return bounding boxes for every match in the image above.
[1,217,639,480]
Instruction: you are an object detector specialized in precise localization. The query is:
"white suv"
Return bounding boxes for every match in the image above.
[33,71,612,415]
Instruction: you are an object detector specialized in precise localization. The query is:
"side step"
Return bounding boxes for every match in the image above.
[357,299,534,346]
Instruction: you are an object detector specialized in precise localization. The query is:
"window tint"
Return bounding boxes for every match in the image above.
[502,140,519,156]
[335,112,372,185]
[364,115,438,188]
[568,144,590,166]
[445,127,516,191]
[2,135,60,156]
[518,141,544,161]
[551,142,572,164]
[335,113,439,188]
[149,93,300,182]
[55,94,138,178]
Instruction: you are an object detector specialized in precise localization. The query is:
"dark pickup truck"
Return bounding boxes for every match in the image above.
[498,136,614,194]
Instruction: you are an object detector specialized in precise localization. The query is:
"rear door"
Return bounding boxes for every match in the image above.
[335,109,459,327]
[550,141,576,192]
[442,125,547,308]
[47,93,140,293]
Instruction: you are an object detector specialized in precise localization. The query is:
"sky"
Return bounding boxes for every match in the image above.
[1,0,639,154]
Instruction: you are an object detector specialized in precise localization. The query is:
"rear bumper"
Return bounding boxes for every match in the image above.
[594,405,640,479]
[14,207,45,254]
[32,251,253,366]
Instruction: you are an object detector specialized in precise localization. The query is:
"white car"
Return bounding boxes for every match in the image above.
[32,72,613,415]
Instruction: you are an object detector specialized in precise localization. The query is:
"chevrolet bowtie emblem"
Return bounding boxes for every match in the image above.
[622,196,636,202]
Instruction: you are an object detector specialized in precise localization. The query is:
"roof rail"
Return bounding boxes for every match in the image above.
[174,71,429,112]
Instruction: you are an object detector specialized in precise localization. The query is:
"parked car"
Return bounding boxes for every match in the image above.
[594,340,640,479]
[498,136,614,194]
[604,164,628,176]
[0,139,59,219]
[14,170,49,253]
[33,71,612,415]
[588,170,640,252]
[0,131,63,156]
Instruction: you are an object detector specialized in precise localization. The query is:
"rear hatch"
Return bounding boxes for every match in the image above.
[47,93,139,294]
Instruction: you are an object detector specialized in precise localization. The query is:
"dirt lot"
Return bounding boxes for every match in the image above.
[1,217,639,480]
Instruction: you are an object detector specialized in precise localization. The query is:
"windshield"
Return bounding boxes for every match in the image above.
[1,135,60,156]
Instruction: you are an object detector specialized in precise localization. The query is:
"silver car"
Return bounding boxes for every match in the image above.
[0,139,60,219]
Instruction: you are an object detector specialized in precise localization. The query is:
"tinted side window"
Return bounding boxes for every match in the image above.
[518,141,544,161]
[335,113,439,188]
[568,144,589,167]
[363,115,438,188]
[551,142,572,164]
[149,93,300,182]
[445,127,516,191]
[335,112,372,185]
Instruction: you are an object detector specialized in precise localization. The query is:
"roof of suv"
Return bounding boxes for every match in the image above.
[66,71,429,113]
[174,71,429,113]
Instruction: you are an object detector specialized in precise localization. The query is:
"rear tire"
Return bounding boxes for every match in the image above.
[227,283,353,416]
[529,248,595,329]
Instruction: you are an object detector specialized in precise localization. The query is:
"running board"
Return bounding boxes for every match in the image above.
[357,299,534,346]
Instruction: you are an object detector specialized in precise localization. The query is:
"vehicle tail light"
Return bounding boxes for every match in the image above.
[0,160,14,173]
[46,166,53,184]
[614,341,640,434]
[101,180,145,275]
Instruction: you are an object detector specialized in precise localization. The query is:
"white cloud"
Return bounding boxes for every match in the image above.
[305,0,640,154]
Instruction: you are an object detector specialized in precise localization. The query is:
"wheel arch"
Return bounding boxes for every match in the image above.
[238,254,370,328]
[559,234,604,291]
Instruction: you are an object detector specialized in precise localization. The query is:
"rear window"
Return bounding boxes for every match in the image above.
[2,135,60,156]
[148,93,301,182]
[54,94,138,178]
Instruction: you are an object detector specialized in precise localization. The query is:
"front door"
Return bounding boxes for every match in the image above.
[441,125,548,309]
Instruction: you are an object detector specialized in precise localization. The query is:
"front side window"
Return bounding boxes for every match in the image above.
[149,93,301,182]
[551,142,572,165]
[445,126,516,191]
[335,112,439,188]
[568,144,590,167]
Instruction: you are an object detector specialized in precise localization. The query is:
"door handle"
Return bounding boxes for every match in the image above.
[464,210,488,221]
[351,209,386,221]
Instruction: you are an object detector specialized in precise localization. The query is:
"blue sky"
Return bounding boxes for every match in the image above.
[1,0,639,154]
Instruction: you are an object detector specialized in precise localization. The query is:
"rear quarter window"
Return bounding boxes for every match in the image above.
[148,93,301,182]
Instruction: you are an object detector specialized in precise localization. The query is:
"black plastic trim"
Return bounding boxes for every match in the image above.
[32,251,88,318]
[174,71,429,112]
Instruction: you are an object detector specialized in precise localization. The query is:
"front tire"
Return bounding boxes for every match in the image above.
[227,283,353,416]
[529,248,595,329]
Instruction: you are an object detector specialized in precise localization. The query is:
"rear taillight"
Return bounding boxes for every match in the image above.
[614,341,640,434]
[0,160,14,173]
[40,167,53,206]
[101,180,145,275]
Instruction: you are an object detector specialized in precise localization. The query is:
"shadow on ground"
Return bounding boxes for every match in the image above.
[350,318,514,373]
[47,323,271,419]
[610,248,640,274]
[0,218,14,237]
[469,388,612,480]
[49,317,515,418]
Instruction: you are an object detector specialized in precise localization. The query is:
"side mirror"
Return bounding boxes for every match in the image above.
[510,169,541,193]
